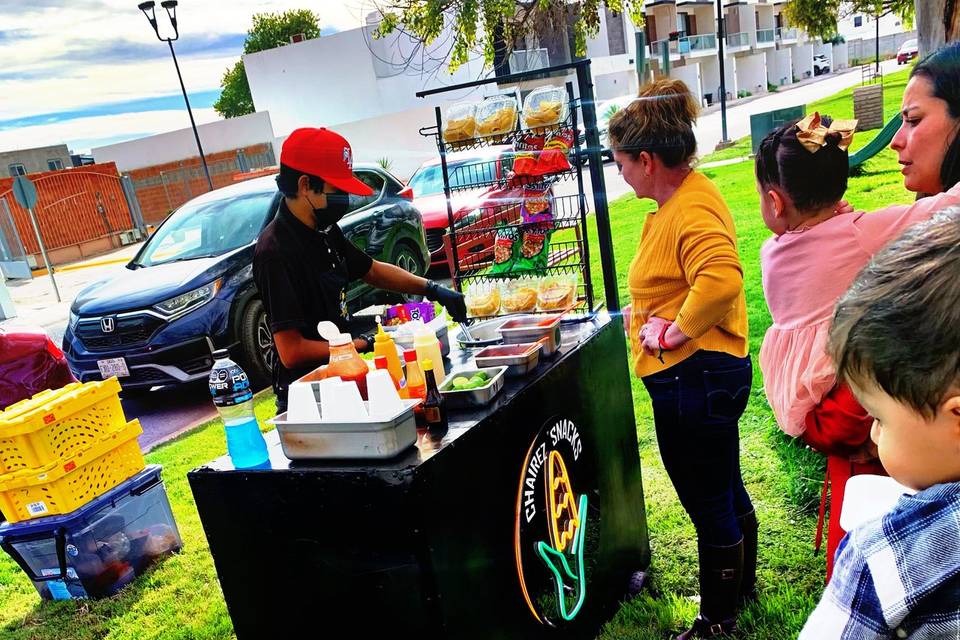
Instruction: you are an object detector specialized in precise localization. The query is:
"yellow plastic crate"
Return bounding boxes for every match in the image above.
[0,419,145,523]
[0,378,127,475]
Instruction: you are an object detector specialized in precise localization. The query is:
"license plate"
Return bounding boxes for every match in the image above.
[97,357,130,379]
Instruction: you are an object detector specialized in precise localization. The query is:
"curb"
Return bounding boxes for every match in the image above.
[32,256,132,277]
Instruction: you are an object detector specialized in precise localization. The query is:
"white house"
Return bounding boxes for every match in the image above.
[642,0,850,106]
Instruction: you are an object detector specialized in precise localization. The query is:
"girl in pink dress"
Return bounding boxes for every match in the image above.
[755,112,960,580]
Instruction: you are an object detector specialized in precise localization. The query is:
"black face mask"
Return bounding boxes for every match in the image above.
[308,193,351,230]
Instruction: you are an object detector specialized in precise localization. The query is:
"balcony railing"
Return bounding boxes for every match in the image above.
[726,32,750,47]
[757,28,776,43]
[776,27,798,41]
[686,34,717,51]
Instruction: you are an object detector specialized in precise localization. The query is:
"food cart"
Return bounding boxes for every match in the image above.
[188,60,650,638]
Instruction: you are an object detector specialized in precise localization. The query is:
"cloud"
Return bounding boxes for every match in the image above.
[51,33,246,64]
[0,90,220,131]
[0,29,31,44]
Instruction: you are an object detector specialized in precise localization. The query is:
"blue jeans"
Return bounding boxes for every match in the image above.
[642,350,754,547]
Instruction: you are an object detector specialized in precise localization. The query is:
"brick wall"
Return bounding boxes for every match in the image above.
[0,163,135,257]
[127,143,275,224]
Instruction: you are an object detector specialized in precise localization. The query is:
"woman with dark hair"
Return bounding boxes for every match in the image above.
[891,40,960,196]
[609,79,754,639]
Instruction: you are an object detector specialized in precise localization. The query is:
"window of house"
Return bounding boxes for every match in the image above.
[8,164,25,177]
[854,15,863,27]
[47,159,64,171]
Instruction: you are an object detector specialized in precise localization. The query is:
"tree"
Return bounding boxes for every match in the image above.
[783,0,913,40]
[372,1,646,73]
[916,0,960,55]
[214,9,321,118]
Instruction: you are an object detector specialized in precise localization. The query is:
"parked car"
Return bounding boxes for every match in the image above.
[62,165,429,390]
[897,38,919,64]
[813,54,831,76]
[408,146,524,273]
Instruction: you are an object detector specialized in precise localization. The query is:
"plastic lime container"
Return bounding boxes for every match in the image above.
[522,86,569,129]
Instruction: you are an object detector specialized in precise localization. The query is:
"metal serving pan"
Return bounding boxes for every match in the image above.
[497,314,563,357]
[439,366,508,409]
[473,342,542,377]
[269,399,419,460]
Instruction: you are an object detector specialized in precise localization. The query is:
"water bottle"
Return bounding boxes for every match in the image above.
[208,349,269,469]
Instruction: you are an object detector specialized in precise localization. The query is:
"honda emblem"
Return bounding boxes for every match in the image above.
[101,317,115,333]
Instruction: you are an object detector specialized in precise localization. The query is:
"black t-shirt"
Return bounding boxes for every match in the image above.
[253,201,373,402]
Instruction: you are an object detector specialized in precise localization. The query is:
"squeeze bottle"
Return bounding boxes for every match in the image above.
[373,323,407,397]
[413,325,446,384]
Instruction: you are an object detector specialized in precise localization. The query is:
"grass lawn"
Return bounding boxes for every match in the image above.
[0,68,916,639]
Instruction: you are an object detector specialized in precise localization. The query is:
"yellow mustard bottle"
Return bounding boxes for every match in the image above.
[414,324,446,384]
[373,323,408,398]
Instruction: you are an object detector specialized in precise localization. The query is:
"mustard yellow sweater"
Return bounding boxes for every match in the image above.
[628,171,749,378]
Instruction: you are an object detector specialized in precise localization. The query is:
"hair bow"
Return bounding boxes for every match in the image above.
[795,112,858,153]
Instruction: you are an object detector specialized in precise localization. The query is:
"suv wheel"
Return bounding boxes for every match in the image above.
[386,244,426,304]
[239,299,273,389]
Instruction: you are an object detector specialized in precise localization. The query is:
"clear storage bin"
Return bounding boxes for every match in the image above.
[521,85,569,129]
[442,102,478,143]
[475,95,519,138]
[0,465,181,600]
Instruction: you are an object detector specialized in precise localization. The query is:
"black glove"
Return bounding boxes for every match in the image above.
[425,280,467,323]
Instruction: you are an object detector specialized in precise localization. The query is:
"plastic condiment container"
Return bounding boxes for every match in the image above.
[373,324,407,397]
[414,325,446,383]
[326,332,369,400]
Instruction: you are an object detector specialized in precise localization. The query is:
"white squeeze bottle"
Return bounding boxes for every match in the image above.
[413,324,446,384]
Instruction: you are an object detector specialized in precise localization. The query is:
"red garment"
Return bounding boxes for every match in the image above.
[803,382,887,582]
[0,329,76,410]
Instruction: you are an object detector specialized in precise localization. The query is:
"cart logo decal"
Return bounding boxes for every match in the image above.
[100,317,115,333]
[515,417,590,626]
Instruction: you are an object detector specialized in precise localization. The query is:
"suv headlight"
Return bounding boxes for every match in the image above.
[153,278,223,318]
[68,310,80,330]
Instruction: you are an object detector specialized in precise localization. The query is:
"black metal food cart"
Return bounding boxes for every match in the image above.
[188,60,651,639]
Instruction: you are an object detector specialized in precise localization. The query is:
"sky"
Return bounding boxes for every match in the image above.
[0,0,377,155]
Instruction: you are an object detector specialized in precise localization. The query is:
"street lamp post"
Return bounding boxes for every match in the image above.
[715,0,731,149]
[138,0,214,192]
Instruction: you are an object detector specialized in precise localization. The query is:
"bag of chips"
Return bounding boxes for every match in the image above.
[513,186,555,274]
[536,128,574,175]
[520,184,553,225]
[489,223,519,275]
[512,132,545,177]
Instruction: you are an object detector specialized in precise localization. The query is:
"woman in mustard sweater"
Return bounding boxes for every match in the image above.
[608,79,753,639]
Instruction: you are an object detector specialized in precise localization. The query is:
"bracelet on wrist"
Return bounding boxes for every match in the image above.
[658,324,676,351]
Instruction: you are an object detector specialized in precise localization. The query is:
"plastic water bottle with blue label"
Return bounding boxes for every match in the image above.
[208,349,269,469]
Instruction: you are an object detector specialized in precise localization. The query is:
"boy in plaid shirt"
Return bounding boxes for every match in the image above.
[800,208,960,639]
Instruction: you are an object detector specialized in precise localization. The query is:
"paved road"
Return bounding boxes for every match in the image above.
[1,60,902,450]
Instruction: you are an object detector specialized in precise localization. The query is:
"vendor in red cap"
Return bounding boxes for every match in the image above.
[254,127,466,412]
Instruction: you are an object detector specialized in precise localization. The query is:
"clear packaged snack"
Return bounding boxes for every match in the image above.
[442,102,478,143]
[501,277,541,313]
[521,85,569,130]
[476,95,519,138]
[465,282,503,318]
[537,274,579,312]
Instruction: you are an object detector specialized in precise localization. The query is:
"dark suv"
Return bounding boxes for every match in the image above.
[62,165,429,390]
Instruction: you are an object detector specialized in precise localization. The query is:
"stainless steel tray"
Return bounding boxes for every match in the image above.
[498,315,562,357]
[457,317,509,349]
[269,399,419,459]
[473,343,542,377]
[439,366,508,409]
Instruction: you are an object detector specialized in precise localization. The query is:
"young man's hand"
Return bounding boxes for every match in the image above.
[425,280,467,323]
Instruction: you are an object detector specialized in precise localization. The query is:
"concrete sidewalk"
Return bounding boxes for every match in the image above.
[1,241,144,345]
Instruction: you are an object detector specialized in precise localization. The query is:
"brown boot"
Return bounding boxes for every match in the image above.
[737,510,758,605]
[675,539,744,639]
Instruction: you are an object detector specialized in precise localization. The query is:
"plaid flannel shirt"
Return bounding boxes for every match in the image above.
[800,481,960,639]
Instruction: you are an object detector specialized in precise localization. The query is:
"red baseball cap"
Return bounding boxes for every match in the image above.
[280,127,374,196]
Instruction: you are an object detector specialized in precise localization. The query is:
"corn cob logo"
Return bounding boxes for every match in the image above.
[515,417,589,625]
